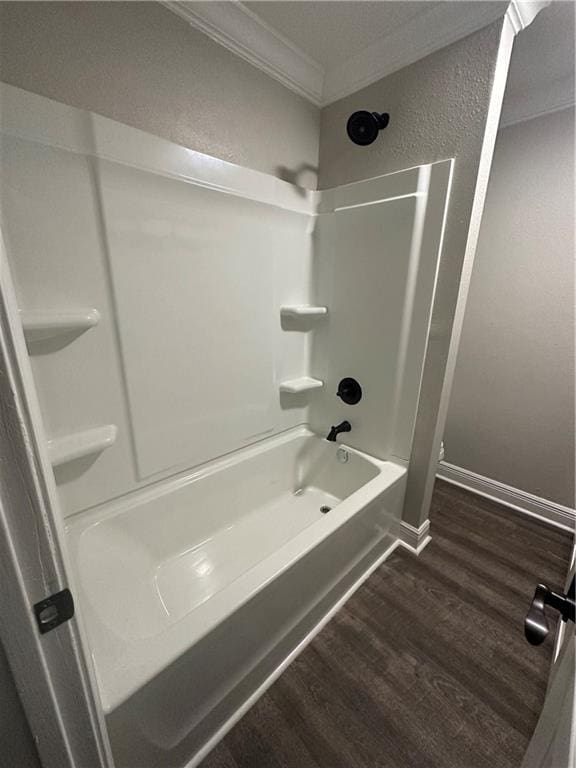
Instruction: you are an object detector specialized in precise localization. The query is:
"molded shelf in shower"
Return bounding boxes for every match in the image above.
[20,308,100,342]
[48,424,118,468]
[279,377,324,394]
[280,305,328,320]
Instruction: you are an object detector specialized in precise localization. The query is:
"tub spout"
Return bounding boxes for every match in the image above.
[326,420,351,442]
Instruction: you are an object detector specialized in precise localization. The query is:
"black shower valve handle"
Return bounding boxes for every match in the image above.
[336,377,363,405]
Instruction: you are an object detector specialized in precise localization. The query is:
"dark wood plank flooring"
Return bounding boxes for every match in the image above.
[201,480,573,768]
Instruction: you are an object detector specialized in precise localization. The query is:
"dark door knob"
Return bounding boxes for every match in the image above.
[524,577,575,646]
[525,585,550,645]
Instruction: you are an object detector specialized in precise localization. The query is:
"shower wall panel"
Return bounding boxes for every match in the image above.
[0,83,452,522]
[309,161,452,463]
[0,83,316,516]
[0,134,134,516]
[99,161,312,480]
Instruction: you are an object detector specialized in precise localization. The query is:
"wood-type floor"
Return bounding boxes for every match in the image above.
[201,479,572,768]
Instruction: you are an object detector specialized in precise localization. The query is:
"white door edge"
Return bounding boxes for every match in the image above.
[0,230,113,768]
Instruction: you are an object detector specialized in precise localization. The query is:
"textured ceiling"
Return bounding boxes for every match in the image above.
[244,1,437,66]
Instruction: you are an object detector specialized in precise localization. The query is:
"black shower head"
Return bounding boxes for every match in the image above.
[346,111,390,146]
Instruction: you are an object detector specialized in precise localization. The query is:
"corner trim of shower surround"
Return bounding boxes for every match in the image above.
[437,462,576,532]
[398,519,432,555]
[188,537,402,768]
[0,83,320,215]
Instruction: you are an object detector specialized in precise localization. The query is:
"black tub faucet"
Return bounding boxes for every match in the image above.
[326,420,352,442]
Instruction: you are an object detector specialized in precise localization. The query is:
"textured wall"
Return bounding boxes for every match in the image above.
[319,20,506,526]
[0,1,320,185]
[319,22,500,190]
[444,108,575,507]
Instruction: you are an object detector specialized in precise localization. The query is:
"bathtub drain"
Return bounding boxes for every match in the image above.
[320,505,332,514]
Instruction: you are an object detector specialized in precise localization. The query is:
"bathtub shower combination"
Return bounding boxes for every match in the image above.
[0,84,452,767]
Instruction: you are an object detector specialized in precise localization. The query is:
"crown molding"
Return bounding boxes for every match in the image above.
[505,0,551,35]
[164,1,552,108]
[500,1,572,129]
[500,75,575,128]
[163,0,324,105]
[322,1,508,106]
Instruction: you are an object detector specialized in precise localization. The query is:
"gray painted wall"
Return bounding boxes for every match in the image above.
[0,641,41,768]
[444,107,575,507]
[0,1,320,185]
[319,20,507,527]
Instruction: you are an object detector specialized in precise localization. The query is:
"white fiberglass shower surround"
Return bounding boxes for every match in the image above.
[0,83,452,767]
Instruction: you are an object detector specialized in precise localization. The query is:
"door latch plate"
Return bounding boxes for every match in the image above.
[34,588,75,634]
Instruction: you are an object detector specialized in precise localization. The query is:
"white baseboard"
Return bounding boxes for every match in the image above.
[437,461,576,532]
[398,519,432,555]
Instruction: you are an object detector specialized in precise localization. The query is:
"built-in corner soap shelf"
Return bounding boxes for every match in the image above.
[279,377,324,394]
[278,306,327,396]
[48,424,118,468]
[280,305,328,320]
[18,308,114,471]
[20,308,100,342]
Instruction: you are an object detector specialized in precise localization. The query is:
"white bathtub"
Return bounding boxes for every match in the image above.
[66,427,406,767]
